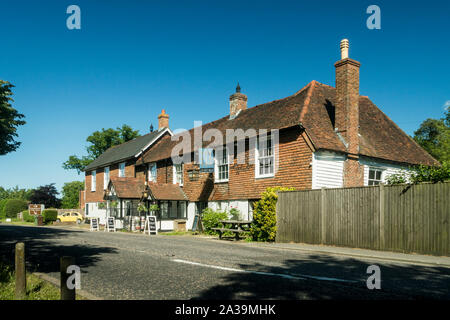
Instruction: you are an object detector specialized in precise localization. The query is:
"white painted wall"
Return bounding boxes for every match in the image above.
[360,157,410,185]
[85,202,107,224]
[208,200,252,220]
[187,202,196,230]
[312,150,345,189]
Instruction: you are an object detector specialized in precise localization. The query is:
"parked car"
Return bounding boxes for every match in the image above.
[56,212,84,224]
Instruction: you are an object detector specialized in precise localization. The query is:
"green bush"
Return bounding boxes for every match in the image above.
[22,210,35,223]
[201,208,228,235]
[229,208,241,220]
[4,199,28,219]
[42,209,58,224]
[386,161,450,185]
[250,187,295,242]
[0,199,8,219]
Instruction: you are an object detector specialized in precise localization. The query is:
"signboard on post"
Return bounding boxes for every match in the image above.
[144,216,158,235]
[90,218,99,231]
[28,204,45,215]
[105,217,115,232]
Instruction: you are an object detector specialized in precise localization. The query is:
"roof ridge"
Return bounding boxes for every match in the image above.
[299,80,317,123]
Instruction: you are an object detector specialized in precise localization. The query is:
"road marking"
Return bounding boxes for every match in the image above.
[172,259,357,283]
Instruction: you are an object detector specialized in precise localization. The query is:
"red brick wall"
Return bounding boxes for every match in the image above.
[84,159,136,203]
[211,126,313,200]
[148,126,313,201]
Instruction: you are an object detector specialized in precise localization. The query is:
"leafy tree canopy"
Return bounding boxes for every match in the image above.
[61,181,84,209]
[0,80,26,155]
[29,184,61,208]
[413,108,450,163]
[0,186,33,201]
[63,124,140,174]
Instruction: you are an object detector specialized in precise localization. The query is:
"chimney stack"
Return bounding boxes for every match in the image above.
[334,39,360,155]
[158,109,169,130]
[334,39,363,187]
[229,82,247,118]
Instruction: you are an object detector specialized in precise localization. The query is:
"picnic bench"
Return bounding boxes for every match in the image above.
[212,220,252,240]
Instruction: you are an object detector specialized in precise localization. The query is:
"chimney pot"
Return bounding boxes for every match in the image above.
[340,39,349,59]
[158,109,169,130]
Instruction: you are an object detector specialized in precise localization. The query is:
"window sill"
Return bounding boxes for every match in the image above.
[255,174,275,180]
[214,180,229,184]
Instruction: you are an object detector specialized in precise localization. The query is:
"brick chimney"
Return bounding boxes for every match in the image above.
[158,109,169,130]
[334,39,363,187]
[229,83,247,118]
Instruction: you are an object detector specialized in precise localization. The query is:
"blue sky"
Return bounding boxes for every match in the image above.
[1,0,449,192]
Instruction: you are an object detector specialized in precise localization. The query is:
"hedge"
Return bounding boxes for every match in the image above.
[42,209,58,224]
[4,199,28,219]
[0,199,8,219]
[22,210,35,223]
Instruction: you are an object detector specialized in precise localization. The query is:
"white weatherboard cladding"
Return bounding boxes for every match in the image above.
[360,157,410,185]
[312,151,345,189]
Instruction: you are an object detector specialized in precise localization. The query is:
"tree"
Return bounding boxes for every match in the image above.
[413,108,450,163]
[63,124,140,174]
[29,184,61,208]
[0,80,26,155]
[61,181,84,209]
[0,186,33,201]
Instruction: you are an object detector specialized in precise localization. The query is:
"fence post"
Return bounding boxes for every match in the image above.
[15,242,26,300]
[379,184,385,250]
[321,187,326,244]
[60,256,76,300]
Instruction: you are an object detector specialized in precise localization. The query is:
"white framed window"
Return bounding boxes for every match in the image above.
[104,166,110,190]
[91,170,96,192]
[148,163,157,182]
[119,162,126,177]
[214,147,229,183]
[368,167,383,185]
[173,164,183,186]
[255,135,274,178]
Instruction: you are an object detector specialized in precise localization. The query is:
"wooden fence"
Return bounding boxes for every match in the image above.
[276,182,450,256]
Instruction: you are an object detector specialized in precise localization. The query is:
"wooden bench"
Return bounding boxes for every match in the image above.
[213,220,252,240]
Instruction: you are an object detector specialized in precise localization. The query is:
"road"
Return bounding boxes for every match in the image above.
[0,225,449,300]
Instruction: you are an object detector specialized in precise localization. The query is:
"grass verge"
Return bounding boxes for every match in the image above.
[0,262,84,300]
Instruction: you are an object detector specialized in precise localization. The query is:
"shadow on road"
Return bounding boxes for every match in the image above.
[193,254,450,300]
[0,225,117,276]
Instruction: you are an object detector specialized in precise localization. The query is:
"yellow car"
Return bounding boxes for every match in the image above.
[56,212,84,224]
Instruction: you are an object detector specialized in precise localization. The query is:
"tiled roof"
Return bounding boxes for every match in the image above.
[109,177,145,199]
[147,182,187,201]
[142,81,438,166]
[84,129,169,171]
